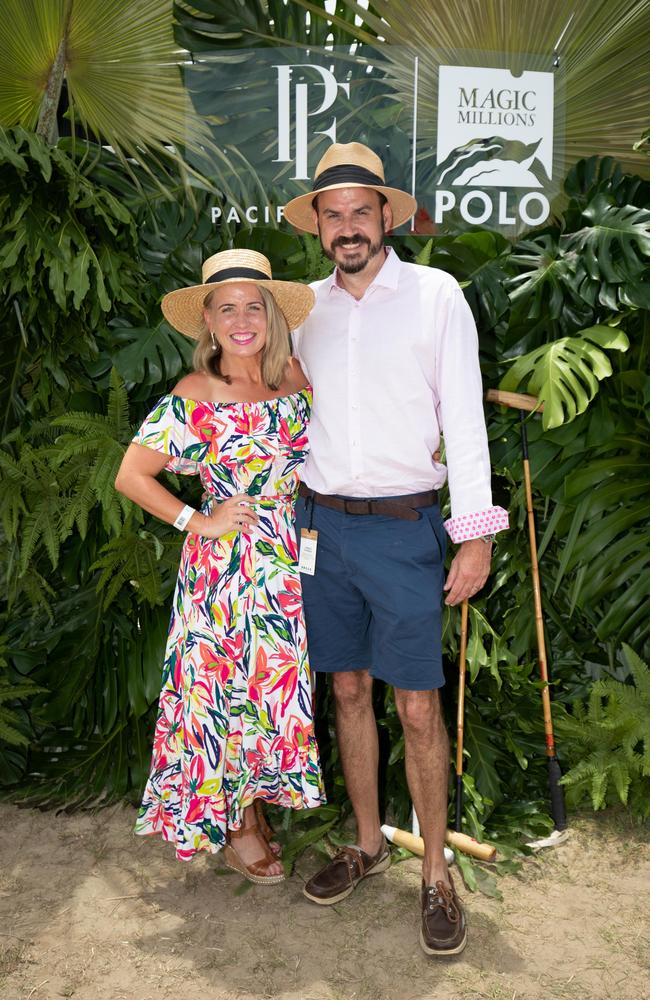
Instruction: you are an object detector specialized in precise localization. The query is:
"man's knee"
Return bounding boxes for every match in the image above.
[332,669,373,713]
[395,688,443,737]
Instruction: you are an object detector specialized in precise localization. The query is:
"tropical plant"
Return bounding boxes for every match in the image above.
[0,0,261,205]
[556,644,650,816]
[0,1,197,151]
[0,635,45,752]
[500,325,630,430]
[1,0,649,894]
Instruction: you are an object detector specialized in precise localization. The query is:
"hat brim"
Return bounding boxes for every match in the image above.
[161,278,316,340]
[283,183,418,235]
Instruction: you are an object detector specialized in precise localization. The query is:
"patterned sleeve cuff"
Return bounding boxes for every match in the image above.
[444,506,510,544]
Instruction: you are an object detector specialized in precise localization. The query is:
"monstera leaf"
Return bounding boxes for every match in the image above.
[110,320,194,389]
[567,196,650,309]
[500,325,629,429]
[505,234,592,333]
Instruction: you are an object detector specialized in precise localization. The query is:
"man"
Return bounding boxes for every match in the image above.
[284,143,508,957]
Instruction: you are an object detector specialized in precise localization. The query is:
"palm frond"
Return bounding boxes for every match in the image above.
[0,0,221,195]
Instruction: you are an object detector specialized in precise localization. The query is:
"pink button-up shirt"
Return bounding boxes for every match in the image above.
[293,248,508,543]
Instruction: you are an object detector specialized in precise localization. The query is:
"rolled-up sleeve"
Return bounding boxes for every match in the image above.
[434,284,509,543]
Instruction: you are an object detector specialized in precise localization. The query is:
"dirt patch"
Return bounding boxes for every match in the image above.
[0,803,648,1000]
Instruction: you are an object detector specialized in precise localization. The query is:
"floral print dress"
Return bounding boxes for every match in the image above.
[132,388,324,860]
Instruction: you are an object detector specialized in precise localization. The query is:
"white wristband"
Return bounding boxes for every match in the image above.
[173,504,196,531]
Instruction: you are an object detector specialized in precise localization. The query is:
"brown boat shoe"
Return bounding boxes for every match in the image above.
[420,873,468,957]
[303,838,391,905]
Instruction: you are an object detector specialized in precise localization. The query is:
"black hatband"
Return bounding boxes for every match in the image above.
[312,164,384,191]
[206,266,269,283]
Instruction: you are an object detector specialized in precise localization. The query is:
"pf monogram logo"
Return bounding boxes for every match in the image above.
[274,64,351,180]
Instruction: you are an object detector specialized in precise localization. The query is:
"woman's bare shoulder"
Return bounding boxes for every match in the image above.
[171,370,215,400]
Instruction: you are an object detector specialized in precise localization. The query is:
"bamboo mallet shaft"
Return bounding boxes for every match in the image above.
[454,599,469,832]
[485,388,544,413]
[485,387,567,830]
[382,824,497,863]
[521,420,555,754]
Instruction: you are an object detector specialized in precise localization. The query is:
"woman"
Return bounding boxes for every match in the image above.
[115,249,324,884]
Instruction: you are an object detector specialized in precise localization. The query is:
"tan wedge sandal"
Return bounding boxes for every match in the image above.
[254,799,282,857]
[223,824,286,885]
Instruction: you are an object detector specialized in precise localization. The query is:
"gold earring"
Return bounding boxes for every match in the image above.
[210,329,217,350]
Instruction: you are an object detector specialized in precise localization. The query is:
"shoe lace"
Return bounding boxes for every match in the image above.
[426,881,460,923]
[336,845,365,877]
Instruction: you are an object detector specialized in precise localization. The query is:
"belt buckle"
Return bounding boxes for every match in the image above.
[344,498,372,516]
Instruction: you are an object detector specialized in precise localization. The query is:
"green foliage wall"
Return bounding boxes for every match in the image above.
[1,126,649,850]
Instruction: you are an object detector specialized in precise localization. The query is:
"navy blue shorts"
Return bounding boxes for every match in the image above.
[295,497,447,691]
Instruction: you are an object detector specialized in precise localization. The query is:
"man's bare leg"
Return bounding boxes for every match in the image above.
[394,688,450,885]
[332,668,383,855]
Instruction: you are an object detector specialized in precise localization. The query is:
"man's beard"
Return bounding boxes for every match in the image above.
[322,230,384,274]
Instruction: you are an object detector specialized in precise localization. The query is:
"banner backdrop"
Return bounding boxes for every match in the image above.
[186,46,565,235]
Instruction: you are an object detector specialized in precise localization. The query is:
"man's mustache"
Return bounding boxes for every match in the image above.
[332,234,370,249]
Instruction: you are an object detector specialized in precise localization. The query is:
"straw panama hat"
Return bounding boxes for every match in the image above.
[161,249,316,340]
[283,141,418,235]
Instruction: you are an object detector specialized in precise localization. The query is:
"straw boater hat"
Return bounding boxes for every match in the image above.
[161,249,315,339]
[283,141,417,235]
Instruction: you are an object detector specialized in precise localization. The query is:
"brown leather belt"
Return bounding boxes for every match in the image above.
[298,484,438,522]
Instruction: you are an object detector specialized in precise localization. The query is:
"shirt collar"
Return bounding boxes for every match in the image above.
[327,246,401,296]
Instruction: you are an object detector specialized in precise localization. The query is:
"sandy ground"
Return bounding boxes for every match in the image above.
[0,803,648,1000]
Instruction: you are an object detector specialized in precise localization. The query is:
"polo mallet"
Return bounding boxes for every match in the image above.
[454,599,469,833]
[486,389,568,846]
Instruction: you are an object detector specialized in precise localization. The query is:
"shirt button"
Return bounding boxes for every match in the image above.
[351,403,359,410]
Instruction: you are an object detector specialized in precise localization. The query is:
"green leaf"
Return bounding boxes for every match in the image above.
[111,322,194,387]
[500,325,629,429]
[571,195,650,286]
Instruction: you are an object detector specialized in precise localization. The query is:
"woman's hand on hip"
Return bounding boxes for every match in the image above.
[197,494,259,539]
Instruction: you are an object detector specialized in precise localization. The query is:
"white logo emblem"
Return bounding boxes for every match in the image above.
[274,64,351,180]
[434,65,555,228]
[437,66,554,188]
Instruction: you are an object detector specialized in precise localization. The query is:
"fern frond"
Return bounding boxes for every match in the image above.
[610,759,632,805]
[624,643,650,694]
[0,717,29,746]
[91,529,172,608]
[90,443,126,511]
[591,768,608,810]
[60,476,96,539]
[49,435,106,463]
[107,366,132,440]
[20,500,63,572]
[560,644,650,813]
[0,681,46,704]
[18,569,56,617]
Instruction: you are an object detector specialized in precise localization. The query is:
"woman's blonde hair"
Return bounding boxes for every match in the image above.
[193,284,291,390]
